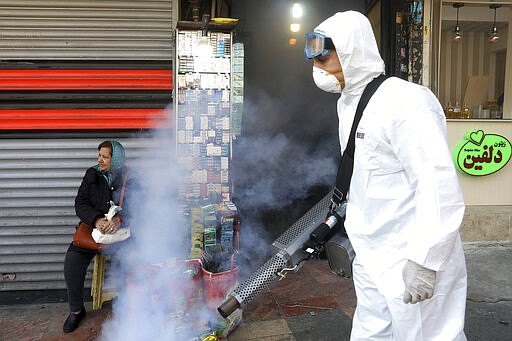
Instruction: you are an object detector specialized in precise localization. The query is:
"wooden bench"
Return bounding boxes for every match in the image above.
[90,254,117,310]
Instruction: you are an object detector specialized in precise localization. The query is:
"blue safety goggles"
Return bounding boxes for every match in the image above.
[304,32,335,59]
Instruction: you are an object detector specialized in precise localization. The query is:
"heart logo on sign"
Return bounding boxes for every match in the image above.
[469,130,485,146]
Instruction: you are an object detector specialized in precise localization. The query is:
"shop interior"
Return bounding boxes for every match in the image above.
[440,1,511,119]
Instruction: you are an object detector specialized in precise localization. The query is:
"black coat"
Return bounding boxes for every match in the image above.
[74,166,127,227]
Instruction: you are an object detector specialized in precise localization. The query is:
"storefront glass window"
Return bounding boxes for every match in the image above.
[439,1,510,119]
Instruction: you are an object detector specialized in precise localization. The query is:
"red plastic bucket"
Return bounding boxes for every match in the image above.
[202,254,239,310]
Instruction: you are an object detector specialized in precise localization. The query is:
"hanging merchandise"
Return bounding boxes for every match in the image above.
[395,10,409,79]
[393,0,424,83]
[407,1,423,84]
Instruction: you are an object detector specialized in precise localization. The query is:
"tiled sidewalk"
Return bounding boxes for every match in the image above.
[0,259,354,341]
[5,242,510,341]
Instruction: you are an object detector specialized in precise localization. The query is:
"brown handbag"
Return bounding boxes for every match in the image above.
[72,169,128,251]
[72,222,104,251]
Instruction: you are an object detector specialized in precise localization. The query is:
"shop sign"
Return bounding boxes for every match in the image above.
[453,130,511,176]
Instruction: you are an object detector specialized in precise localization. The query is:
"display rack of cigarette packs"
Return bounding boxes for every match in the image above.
[175,29,244,203]
[231,43,244,137]
[175,28,244,337]
[188,202,240,260]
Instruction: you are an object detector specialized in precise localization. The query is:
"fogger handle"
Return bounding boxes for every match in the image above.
[309,213,341,245]
[309,202,347,245]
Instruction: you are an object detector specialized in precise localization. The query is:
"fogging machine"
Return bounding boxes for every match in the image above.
[217,190,355,318]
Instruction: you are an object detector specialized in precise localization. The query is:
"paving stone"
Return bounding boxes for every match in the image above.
[228,319,294,341]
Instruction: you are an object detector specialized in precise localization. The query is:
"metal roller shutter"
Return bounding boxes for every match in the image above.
[0,0,177,60]
[0,134,162,291]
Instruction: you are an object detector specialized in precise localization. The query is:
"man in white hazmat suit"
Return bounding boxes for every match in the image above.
[305,11,467,340]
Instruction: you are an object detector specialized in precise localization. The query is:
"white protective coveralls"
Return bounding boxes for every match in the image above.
[314,11,467,340]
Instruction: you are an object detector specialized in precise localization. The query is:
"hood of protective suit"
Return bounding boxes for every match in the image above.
[314,11,385,96]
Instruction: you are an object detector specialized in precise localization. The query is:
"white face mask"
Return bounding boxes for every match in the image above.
[313,66,342,93]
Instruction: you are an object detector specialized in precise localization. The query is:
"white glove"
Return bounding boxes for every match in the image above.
[402,260,436,304]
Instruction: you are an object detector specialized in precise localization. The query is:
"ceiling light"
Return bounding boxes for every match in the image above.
[489,4,502,43]
[452,3,464,43]
[452,25,462,42]
[291,3,303,19]
[290,23,301,33]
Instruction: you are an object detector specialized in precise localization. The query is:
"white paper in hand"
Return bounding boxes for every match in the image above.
[105,201,122,221]
[92,227,131,244]
[92,201,129,244]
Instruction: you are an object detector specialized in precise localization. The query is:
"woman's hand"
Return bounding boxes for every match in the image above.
[94,217,110,234]
[105,216,121,234]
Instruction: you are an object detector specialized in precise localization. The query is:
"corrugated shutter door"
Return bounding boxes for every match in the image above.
[0,135,158,290]
[0,0,177,60]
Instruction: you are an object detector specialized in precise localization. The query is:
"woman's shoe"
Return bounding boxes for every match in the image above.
[63,307,86,333]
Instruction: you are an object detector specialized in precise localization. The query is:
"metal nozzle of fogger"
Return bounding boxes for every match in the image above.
[217,192,339,319]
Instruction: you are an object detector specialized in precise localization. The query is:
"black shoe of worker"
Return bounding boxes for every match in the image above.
[63,307,86,333]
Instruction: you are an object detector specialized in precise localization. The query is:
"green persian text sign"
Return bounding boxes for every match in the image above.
[453,130,511,176]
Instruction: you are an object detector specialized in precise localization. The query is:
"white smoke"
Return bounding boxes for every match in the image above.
[99,86,338,339]
[100,127,218,340]
[232,133,336,211]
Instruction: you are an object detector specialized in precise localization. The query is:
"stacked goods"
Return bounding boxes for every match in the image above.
[184,202,239,311]
[214,202,238,253]
[202,204,218,254]
[147,200,239,339]
[231,43,244,137]
[220,217,234,252]
[189,208,204,259]
[176,30,233,203]
[199,202,239,256]
[187,201,240,279]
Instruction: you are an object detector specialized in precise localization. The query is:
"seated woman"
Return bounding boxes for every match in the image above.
[63,140,129,333]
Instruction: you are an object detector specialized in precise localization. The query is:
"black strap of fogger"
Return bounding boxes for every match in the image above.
[332,74,388,207]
